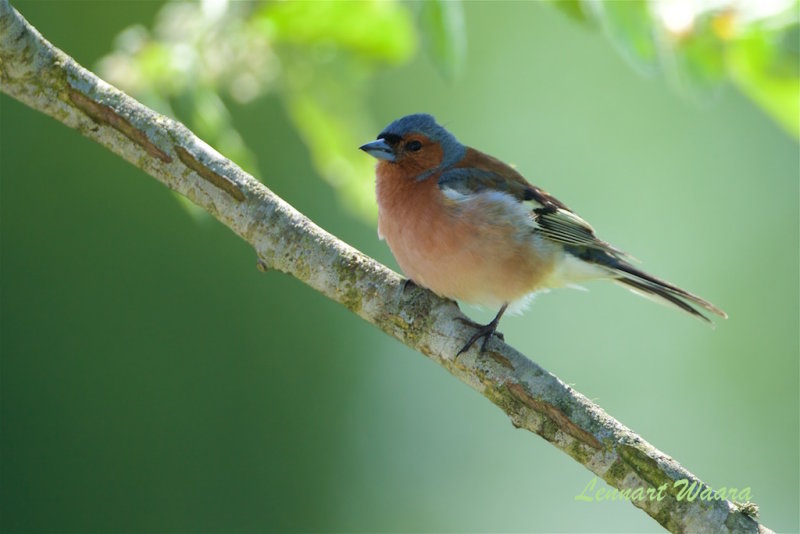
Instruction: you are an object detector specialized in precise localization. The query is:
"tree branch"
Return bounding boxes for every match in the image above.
[0,3,770,532]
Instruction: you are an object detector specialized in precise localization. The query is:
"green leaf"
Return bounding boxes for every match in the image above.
[588,0,660,76]
[419,0,467,82]
[555,0,798,141]
[728,19,800,138]
[658,13,728,102]
[549,0,593,25]
[258,1,416,64]
[284,88,378,221]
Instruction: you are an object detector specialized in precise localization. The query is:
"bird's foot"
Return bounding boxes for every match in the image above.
[455,317,504,356]
[401,278,417,293]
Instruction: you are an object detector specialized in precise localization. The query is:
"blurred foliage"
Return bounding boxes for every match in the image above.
[98,0,420,220]
[419,0,467,82]
[98,0,797,222]
[554,0,800,138]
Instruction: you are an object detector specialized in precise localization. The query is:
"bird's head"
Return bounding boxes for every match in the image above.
[360,114,466,180]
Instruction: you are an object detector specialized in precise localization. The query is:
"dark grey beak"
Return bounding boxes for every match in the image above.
[359,138,396,162]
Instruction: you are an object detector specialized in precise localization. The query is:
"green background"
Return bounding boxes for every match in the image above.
[1,2,797,532]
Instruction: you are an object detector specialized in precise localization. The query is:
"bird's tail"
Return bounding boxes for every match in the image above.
[570,248,728,323]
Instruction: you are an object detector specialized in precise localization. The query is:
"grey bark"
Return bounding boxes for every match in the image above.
[0,2,771,532]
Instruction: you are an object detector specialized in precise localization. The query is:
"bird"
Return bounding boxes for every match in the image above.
[359,113,727,355]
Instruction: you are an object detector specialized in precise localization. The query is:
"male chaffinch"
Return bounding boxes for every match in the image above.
[360,114,726,354]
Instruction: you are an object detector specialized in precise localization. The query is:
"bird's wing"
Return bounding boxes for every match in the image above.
[437,149,629,258]
[437,148,726,321]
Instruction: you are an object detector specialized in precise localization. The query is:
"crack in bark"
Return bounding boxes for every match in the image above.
[507,381,602,449]
[68,88,172,163]
[175,146,245,202]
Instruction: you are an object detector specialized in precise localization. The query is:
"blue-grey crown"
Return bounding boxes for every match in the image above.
[379,114,465,171]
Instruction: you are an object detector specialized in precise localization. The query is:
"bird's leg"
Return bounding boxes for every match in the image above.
[456,303,508,356]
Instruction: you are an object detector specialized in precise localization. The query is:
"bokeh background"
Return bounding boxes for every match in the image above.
[1,1,798,532]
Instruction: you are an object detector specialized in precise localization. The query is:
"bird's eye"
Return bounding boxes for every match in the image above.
[406,140,422,152]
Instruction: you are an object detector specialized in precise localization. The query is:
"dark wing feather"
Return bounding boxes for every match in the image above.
[438,164,630,258]
[436,156,727,322]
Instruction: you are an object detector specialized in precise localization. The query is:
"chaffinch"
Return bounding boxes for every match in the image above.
[360,114,726,354]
